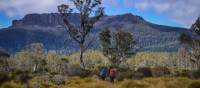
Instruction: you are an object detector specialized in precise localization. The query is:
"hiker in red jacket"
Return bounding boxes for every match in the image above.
[108,66,117,83]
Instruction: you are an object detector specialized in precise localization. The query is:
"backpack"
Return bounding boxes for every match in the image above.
[100,68,107,77]
[109,68,116,77]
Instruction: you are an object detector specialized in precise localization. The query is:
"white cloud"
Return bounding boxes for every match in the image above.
[128,0,200,27]
[102,0,119,7]
[0,0,73,18]
[152,2,170,13]
[134,1,149,11]
[0,0,111,18]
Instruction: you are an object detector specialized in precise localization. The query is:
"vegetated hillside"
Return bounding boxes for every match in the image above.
[0,13,189,53]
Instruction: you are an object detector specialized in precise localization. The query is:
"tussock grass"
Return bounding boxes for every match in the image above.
[1,76,200,88]
[64,77,115,88]
[0,81,22,88]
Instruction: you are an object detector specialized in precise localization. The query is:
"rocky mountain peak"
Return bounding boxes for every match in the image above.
[11,13,80,28]
[102,13,145,25]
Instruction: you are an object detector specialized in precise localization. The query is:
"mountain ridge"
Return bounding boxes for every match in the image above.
[0,13,189,54]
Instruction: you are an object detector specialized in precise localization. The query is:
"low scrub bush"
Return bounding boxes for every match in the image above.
[28,75,60,88]
[67,64,94,78]
[51,75,65,85]
[151,67,171,77]
[67,63,82,76]
[118,80,150,88]
[65,77,114,88]
[78,69,94,78]
[0,81,22,88]
[0,72,11,85]
[188,81,200,88]
[13,70,32,83]
[133,67,152,79]
[190,69,200,79]
[116,68,134,81]
[174,70,191,77]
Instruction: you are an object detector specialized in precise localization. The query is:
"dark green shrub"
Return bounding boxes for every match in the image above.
[137,67,152,77]
[191,69,200,79]
[12,70,32,83]
[151,67,171,77]
[51,75,65,85]
[61,58,69,63]
[78,69,94,78]
[0,72,11,85]
[174,70,191,78]
[0,81,22,88]
[31,83,41,88]
[132,67,152,80]
[50,72,59,76]
[67,64,82,76]
[188,81,200,88]
[132,71,145,80]
[68,64,94,78]
[116,68,134,81]
[117,70,134,81]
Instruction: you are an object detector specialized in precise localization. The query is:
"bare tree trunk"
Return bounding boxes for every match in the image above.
[80,44,85,69]
[33,64,36,72]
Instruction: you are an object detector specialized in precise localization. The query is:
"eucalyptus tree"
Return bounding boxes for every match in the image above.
[99,27,136,66]
[179,17,200,69]
[58,0,104,68]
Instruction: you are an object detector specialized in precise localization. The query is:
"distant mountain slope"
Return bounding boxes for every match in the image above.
[0,13,189,54]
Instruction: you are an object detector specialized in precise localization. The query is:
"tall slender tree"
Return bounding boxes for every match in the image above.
[58,0,104,68]
[99,27,111,57]
[192,17,200,35]
[190,17,200,68]
[115,30,136,61]
[179,17,200,69]
[99,27,136,66]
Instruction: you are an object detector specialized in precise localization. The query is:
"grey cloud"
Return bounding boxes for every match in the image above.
[127,0,200,27]
[0,0,72,18]
[0,0,111,18]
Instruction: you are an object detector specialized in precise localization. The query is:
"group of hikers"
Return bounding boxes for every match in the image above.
[99,66,117,83]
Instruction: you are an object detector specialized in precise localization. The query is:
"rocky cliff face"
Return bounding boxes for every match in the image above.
[11,13,80,28]
[0,13,189,54]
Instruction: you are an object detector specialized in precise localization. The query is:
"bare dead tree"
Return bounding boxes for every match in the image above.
[58,0,104,68]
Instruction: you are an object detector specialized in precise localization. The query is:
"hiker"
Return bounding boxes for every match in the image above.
[108,66,117,83]
[99,67,107,80]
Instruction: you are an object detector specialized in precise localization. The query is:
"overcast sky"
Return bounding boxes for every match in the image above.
[0,0,200,28]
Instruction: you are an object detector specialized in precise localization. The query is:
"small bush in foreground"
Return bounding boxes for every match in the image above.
[191,69,200,79]
[0,81,22,88]
[133,67,152,79]
[118,80,150,88]
[0,72,11,85]
[65,77,114,88]
[51,75,65,85]
[151,67,171,77]
[188,81,200,88]
[116,68,134,81]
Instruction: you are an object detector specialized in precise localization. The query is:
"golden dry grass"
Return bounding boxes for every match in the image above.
[8,77,196,88]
